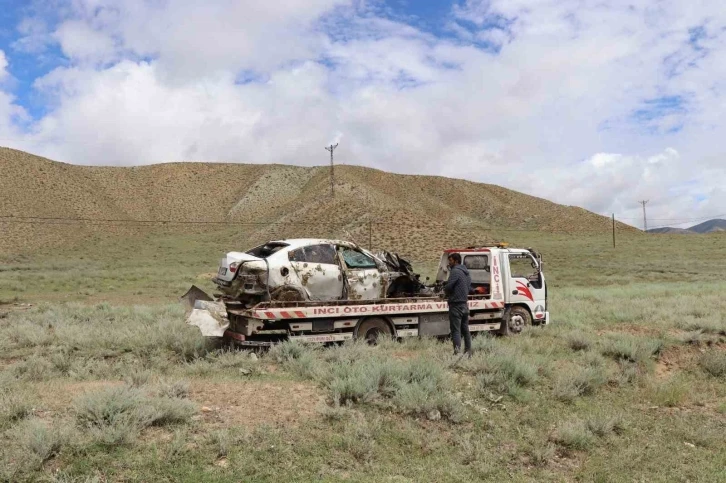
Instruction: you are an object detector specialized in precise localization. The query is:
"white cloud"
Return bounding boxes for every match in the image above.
[0,50,8,81]
[1,0,725,226]
[53,20,117,63]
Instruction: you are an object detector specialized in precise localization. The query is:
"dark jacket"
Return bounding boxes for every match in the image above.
[444,264,471,305]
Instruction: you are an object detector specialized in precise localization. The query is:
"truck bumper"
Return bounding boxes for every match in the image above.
[544,311,550,325]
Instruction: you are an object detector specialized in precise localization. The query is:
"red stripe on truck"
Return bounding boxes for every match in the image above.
[294,311,306,318]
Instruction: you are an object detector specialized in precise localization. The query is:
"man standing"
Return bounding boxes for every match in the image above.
[444,253,472,356]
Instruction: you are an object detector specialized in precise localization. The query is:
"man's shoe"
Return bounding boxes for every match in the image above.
[465,350,473,358]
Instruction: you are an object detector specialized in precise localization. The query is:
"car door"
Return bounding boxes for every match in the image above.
[339,246,382,300]
[288,244,344,301]
[507,252,546,321]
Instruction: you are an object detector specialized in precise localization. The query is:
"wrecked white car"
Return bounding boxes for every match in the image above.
[211,239,424,306]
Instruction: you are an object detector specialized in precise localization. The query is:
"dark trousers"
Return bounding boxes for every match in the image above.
[448,303,471,353]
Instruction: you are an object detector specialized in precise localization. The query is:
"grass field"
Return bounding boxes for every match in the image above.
[1,230,725,482]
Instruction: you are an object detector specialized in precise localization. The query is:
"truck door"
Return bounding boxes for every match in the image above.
[506,252,547,321]
[339,246,381,300]
[288,244,344,301]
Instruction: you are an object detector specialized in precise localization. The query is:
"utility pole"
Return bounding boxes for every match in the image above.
[639,200,649,232]
[325,143,338,198]
[612,213,616,247]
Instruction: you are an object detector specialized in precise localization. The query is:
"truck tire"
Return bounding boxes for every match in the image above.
[355,317,393,344]
[499,306,531,336]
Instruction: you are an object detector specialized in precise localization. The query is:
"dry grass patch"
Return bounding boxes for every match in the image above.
[188,379,323,428]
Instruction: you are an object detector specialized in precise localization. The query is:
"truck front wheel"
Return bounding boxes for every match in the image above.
[500,306,531,335]
[355,318,393,344]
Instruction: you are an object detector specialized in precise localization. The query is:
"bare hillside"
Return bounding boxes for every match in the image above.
[0,147,635,258]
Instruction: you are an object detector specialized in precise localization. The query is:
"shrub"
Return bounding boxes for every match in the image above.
[156,379,190,399]
[323,355,463,421]
[10,354,56,381]
[268,340,325,380]
[471,334,498,354]
[74,385,195,446]
[327,361,383,405]
[650,376,689,407]
[600,336,663,364]
[50,349,74,375]
[12,418,66,468]
[585,414,625,437]
[677,320,726,336]
[473,349,539,400]
[699,351,726,378]
[527,443,556,467]
[0,390,33,428]
[125,367,152,387]
[551,420,594,451]
[553,366,607,402]
[566,331,592,352]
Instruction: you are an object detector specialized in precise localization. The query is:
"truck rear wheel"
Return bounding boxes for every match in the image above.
[499,306,531,335]
[355,318,393,344]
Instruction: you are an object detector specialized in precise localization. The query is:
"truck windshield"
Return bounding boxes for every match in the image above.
[246,242,289,259]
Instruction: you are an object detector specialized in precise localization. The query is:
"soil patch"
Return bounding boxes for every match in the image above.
[598,324,663,337]
[655,345,698,379]
[189,379,323,428]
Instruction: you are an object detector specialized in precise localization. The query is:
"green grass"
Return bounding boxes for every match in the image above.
[0,231,725,481]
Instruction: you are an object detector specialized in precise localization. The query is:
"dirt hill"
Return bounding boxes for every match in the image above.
[648,219,726,235]
[0,147,635,259]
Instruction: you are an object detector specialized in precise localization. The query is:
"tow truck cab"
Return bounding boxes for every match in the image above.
[436,245,548,325]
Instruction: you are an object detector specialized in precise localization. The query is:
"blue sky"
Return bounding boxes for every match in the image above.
[0,0,724,225]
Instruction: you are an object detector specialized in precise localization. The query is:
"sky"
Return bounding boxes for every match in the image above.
[0,0,725,229]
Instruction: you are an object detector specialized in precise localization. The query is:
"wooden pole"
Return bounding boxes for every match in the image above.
[612,213,616,248]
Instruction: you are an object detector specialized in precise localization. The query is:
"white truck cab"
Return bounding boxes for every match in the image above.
[436,245,548,331]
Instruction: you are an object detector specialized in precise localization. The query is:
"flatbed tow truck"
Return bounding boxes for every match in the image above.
[183,244,549,346]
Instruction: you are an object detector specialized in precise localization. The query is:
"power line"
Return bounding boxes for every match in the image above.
[0,215,617,233]
[616,213,726,223]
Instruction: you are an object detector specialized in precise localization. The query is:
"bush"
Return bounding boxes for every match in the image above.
[471,349,539,400]
[699,351,726,378]
[650,376,689,407]
[327,360,385,405]
[553,366,607,402]
[324,355,463,421]
[0,390,33,429]
[10,354,56,381]
[677,320,726,336]
[156,379,190,399]
[268,340,325,380]
[12,418,66,469]
[526,443,556,467]
[551,420,594,451]
[585,414,625,437]
[600,336,663,364]
[125,367,153,387]
[74,385,195,446]
[566,331,592,352]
